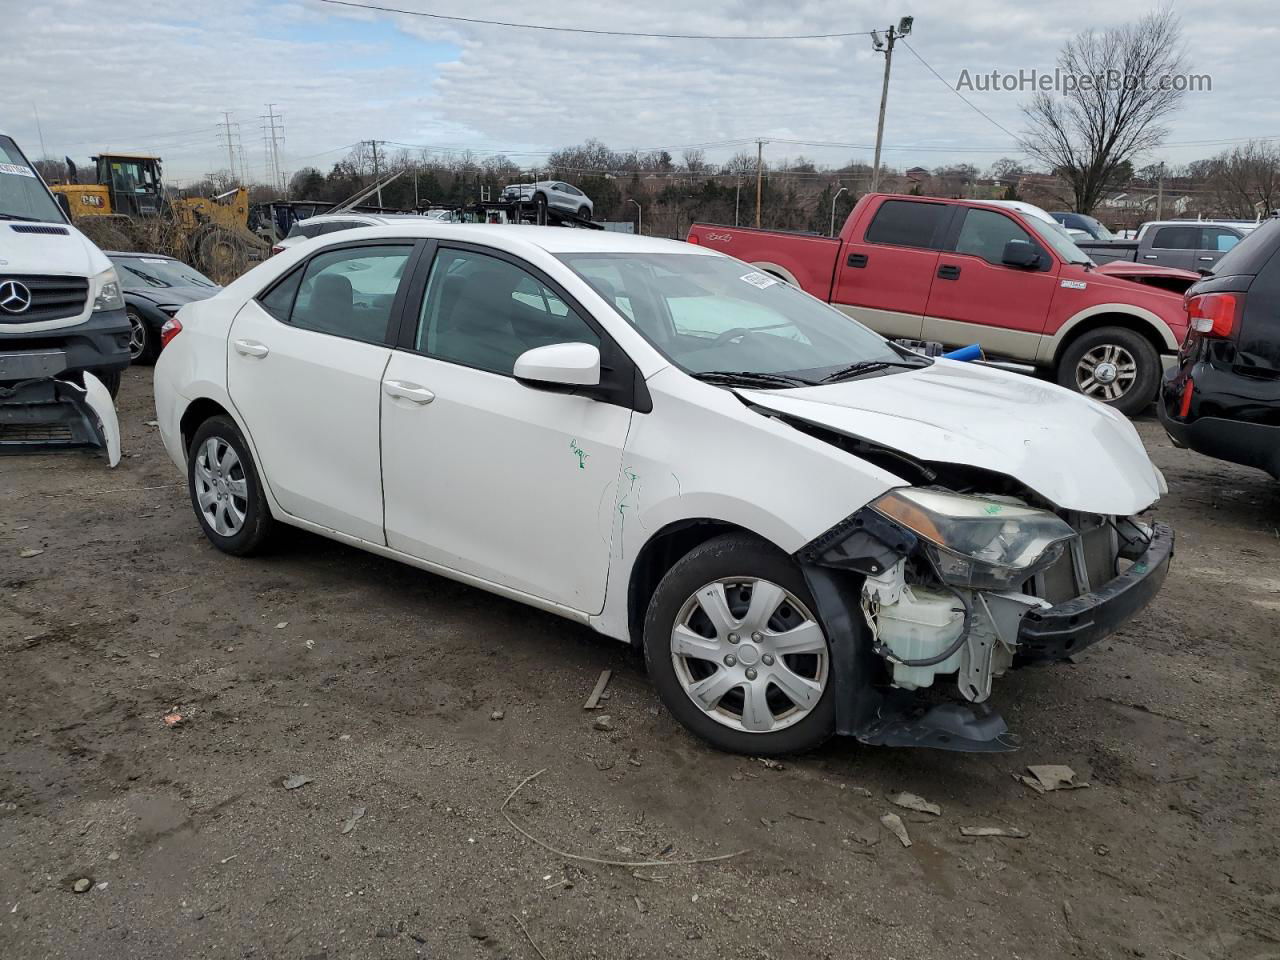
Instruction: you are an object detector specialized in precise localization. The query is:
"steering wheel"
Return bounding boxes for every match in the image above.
[711,326,755,347]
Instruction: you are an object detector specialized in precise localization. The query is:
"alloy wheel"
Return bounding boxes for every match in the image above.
[126,310,147,360]
[670,578,828,734]
[1075,343,1137,402]
[193,436,248,536]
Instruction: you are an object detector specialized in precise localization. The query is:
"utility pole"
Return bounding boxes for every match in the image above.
[870,16,913,192]
[1156,161,1166,220]
[261,105,285,193]
[365,140,388,207]
[735,176,742,226]
[218,111,240,185]
[755,139,766,228]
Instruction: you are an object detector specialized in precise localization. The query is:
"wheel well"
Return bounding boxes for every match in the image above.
[627,519,754,645]
[180,397,231,456]
[1053,314,1167,367]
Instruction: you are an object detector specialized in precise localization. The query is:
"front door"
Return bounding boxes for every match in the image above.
[380,244,633,613]
[227,241,416,542]
[923,206,1059,361]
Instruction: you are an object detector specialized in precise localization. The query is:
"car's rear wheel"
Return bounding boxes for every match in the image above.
[1056,326,1160,417]
[643,533,835,755]
[187,415,273,555]
[578,205,591,220]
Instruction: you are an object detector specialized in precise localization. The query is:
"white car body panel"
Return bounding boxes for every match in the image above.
[227,299,390,543]
[738,358,1162,516]
[79,371,120,467]
[381,351,631,612]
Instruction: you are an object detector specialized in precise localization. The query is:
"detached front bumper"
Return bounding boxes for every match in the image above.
[1016,522,1174,662]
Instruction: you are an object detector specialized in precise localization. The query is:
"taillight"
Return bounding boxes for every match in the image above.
[687,233,700,244]
[1187,292,1242,338]
[270,245,285,256]
[160,317,182,349]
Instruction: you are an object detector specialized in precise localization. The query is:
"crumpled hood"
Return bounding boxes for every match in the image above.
[0,222,110,276]
[740,359,1163,516]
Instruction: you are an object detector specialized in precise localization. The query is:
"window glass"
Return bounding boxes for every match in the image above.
[258,266,304,321]
[111,256,218,291]
[864,200,947,249]
[559,252,901,379]
[1152,226,1199,250]
[417,249,599,375]
[955,208,1036,265]
[1201,227,1240,252]
[0,135,66,223]
[288,245,411,343]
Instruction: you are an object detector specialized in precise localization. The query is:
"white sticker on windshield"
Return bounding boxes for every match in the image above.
[740,271,778,289]
[0,163,37,178]
[140,258,169,264]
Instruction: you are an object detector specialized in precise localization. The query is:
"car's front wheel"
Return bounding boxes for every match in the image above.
[187,415,274,555]
[643,533,835,755]
[1057,326,1160,416]
[126,308,157,364]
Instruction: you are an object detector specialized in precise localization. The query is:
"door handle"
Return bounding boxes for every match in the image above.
[383,379,435,404]
[847,253,868,268]
[937,264,961,280]
[1143,254,1158,260]
[233,339,269,358]
[1198,256,1214,261]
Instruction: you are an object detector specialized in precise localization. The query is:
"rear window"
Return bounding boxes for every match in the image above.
[865,200,948,249]
[286,220,326,240]
[1210,218,1280,278]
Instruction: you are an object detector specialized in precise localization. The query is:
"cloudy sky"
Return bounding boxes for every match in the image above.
[2,0,1275,185]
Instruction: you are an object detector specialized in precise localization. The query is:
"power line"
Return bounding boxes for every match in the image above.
[316,0,875,40]
[900,39,1021,143]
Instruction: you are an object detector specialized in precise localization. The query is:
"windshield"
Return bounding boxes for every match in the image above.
[0,136,67,224]
[1040,221,1095,265]
[557,252,908,382]
[110,256,218,291]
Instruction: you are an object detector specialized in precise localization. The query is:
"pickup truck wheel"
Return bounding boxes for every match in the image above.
[643,533,835,756]
[187,415,274,556]
[1056,326,1159,416]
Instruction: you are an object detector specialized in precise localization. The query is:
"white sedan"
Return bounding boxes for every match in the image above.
[153,225,1173,755]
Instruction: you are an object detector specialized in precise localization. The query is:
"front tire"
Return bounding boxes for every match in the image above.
[1056,326,1160,416]
[187,415,274,556]
[126,308,158,364]
[577,205,591,221]
[643,533,835,755]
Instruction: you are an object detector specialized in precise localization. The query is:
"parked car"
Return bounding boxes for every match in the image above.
[271,212,428,256]
[1158,217,1280,478]
[501,180,594,220]
[688,193,1188,415]
[107,252,219,363]
[1077,219,1252,270]
[154,223,1172,755]
[1050,211,1117,241]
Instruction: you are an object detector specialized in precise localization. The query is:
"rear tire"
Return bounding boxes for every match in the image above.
[187,415,274,556]
[642,533,835,756]
[1056,325,1160,417]
[126,308,158,364]
[577,205,591,221]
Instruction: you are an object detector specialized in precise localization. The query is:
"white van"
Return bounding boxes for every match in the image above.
[1,131,126,461]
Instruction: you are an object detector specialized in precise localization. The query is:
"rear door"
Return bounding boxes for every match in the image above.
[922,206,1059,360]
[830,198,951,339]
[1143,225,1199,270]
[1195,226,1244,270]
[227,240,418,543]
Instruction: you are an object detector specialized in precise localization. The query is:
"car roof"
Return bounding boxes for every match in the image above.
[980,199,1057,225]
[300,212,424,223]
[105,251,177,259]
[304,222,713,256]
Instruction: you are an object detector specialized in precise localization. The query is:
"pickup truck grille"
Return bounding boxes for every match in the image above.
[0,274,90,325]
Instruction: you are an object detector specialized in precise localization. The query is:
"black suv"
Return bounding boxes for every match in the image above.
[1158,218,1280,478]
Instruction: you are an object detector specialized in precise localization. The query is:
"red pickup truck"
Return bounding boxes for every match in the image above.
[688,193,1188,415]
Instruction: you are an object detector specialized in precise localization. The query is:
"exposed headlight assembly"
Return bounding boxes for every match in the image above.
[92,268,123,312]
[871,488,1076,590]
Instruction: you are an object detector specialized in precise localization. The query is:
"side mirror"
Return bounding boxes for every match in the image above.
[513,342,601,388]
[1002,239,1042,269]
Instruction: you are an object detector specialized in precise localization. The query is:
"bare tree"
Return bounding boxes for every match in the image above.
[1021,9,1186,214]
[1200,141,1280,218]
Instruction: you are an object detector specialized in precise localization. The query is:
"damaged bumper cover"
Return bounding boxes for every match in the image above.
[0,374,121,466]
[797,506,1173,753]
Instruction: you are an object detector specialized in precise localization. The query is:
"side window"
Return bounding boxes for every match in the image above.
[415,248,599,376]
[287,245,411,343]
[954,208,1036,265]
[1152,226,1199,250]
[864,200,947,249]
[1200,227,1240,253]
[257,266,304,321]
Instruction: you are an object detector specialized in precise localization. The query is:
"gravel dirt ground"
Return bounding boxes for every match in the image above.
[2,366,1278,960]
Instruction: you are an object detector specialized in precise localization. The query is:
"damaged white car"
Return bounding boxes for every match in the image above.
[153,224,1173,755]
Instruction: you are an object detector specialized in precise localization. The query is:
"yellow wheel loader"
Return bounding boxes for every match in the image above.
[51,153,267,284]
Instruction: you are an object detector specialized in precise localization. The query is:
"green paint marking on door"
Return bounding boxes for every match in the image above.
[569,439,589,469]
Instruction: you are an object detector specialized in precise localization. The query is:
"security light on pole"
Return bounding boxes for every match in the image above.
[830,186,849,237]
[869,15,913,193]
